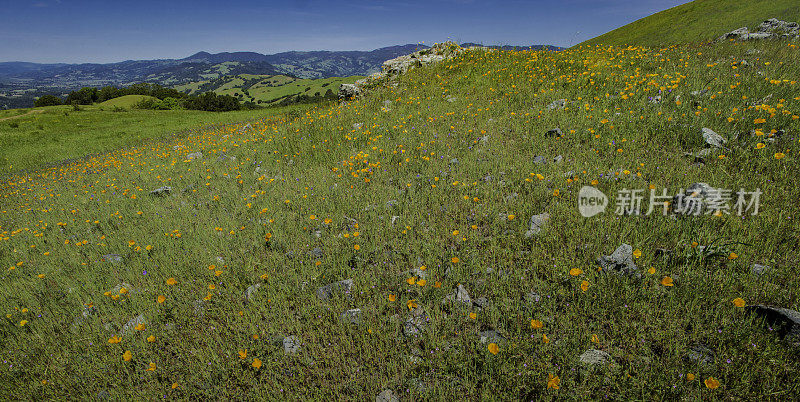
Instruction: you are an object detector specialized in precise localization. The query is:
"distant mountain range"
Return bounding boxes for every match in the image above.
[0,43,561,109]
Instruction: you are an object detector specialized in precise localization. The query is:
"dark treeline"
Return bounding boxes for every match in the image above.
[36,83,248,112]
[63,83,188,105]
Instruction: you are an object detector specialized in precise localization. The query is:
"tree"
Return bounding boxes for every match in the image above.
[65,87,98,105]
[34,95,62,107]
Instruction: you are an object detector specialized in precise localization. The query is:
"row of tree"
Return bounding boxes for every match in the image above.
[135,92,243,112]
[33,83,246,111]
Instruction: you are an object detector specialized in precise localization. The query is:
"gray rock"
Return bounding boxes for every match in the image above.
[376,389,399,402]
[473,297,490,310]
[672,183,722,215]
[309,247,324,259]
[745,305,800,344]
[341,308,362,325]
[553,155,564,163]
[445,284,472,305]
[450,158,459,165]
[479,330,507,345]
[102,254,123,264]
[525,291,542,304]
[751,264,772,276]
[403,308,430,337]
[579,349,614,365]
[283,335,301,354]
[338,84,362,101]
[352,123,363,129]
[525,213,550,238]
[121,314,146,337]
[690,89,708,97]
[545,128,563,138]
[186,152,203,160]
[546,99,567,110]
[701,128,727,148]
[316,279,354,300]
[193,299,206,317]
[597,244,639,277]
[533,155,548,165]
[149,186,172,197]
[719,27,750,41]
[244,283,261,302]
[686,344,715,365]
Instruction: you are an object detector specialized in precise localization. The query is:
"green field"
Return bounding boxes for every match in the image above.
[580,0,800,47]
[2,3,800,398]
[0,103,317,174]
[97,95,159,109]
[175,74,362,105]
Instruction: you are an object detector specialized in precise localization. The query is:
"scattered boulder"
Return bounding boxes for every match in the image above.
[444,284,472,306]
[186,152,203,160]
[148,186,172,197]
[597,244,640,278]
[701,128,727,149]
[283,335,301,354]
[751,264,772,277]
[685,344,715,365]
[403,308,430,337]
[338,42,465,100]
[525,291,542,304]
[545,128,563,138]
[316,279,354,300]
[672,182,723,216]
[338,84,362,101]
[745,305,800,345]
[341,308,362,325]
[309,247,324,259]
[102,254,123,264]
[533,155,548,165]
[719,18,799,41]
[546,99,567,110]
[579,349,614,366]
[525,213,550,238]
[376,389,399,402]
[479,330,507,345]
[244,283,261,302]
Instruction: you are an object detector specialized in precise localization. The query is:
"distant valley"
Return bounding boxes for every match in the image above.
[0,43,560,109]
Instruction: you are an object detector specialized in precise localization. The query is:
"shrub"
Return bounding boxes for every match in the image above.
[34,95,62,107]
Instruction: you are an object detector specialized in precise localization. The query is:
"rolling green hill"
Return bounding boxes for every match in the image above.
[579,0,800,47]
[97,95,159,109]
[174,74,363,105]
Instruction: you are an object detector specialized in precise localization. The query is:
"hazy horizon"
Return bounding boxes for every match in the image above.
[1,0,691,64]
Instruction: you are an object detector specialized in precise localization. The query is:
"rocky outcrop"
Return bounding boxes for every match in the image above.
[719,18,799,41]
[339,42,467,101]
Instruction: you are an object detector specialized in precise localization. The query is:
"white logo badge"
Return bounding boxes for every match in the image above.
[578,186,608,217]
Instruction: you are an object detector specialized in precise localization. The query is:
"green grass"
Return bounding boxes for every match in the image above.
[580,0,800,47]
[97,95,159,109]
[0,103,316,174]
[1,37,799,400]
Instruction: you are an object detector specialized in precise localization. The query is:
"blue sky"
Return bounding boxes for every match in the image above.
[0,0,691,63]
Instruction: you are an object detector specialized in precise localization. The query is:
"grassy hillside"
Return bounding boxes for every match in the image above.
[97,95,159,109]
[175,74,362,105]
[0,103,316,174]
[580,0,800,47]
[1,37,799,399]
